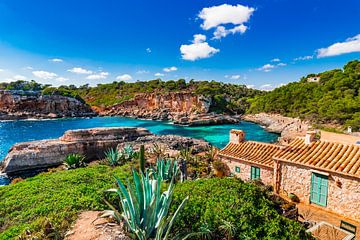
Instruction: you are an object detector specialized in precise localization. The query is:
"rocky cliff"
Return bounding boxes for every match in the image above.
[0,90,96,120]
[99,92,212,120]
[1,127,210,175]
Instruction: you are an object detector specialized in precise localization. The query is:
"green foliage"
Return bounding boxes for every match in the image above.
[105,169,193,240]
[171,178,311,240]
[63,153,85,169]
[105,148,121,166]
[248,60,360,130]
[139,144,145,173]
[0,163,134,239]
[0,80,46,91]
[105,145,137,166]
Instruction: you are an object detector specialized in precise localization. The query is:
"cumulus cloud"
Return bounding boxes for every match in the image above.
[5,75,28,82]
[56,77,69,82]
[116,74,133,81]
[246,84,255,89]
[68,67,93,74]
[257,64,275,72]
[199,4,255,30]
[146,48,152,53]
[259,84,273,91]
[271,58,280,62]
[154,73,165,77]
[213,24,247,39]
[49,58,63,62]
[294,55,313,61]
[32,70,57,79]
[277,63,287,67]
[317,34,360,58]
[163,66,178,72]
[225,74,241,80]
[180,34,219,61]
[86,71,109,80]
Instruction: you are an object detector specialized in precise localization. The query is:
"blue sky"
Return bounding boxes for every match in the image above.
[0,0,359,90]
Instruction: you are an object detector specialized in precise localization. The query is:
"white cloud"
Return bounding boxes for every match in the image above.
[257,64,275,72]
[0,69,4,72]
[32,70,57,79]
[163,66,178,72]
[213,24,247,39]
[136,70,149,74]
[180,34,220,61]
[116,74,133,81]
[259,84,273,91]
[246,84,255,89]
[277,63,287,67]
[49,58,63,62]
[198,4,255,30]
[225,74,241,80]
[56,77,69,82]
[68,67,93,74]
[294,55,313,61]
[14,75,27,80]
[271,58,280,62]
[86,71,109,80]
[317,34,360,58]
[154,73,165,77]
[146,48,152,53]
[24,66,33,70]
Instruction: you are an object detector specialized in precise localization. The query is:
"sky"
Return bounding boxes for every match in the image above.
[0,0,359,90]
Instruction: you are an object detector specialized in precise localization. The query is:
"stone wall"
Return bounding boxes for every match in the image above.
[221,157,274,186]
[279,162,360,221]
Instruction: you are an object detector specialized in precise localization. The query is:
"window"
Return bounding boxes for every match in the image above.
[235,166,240,173]
[250,166,260,180]
[310,172,328,207]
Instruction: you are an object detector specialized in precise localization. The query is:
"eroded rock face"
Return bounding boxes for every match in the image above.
[0,90,96,120]
[99,92,212,121]
[1,127,152,175]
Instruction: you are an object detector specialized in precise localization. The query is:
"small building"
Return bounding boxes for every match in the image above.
[273,133,360,221]
[219,129,360,222]
[218,130,281,186]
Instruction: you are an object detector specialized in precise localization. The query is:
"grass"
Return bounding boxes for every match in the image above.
[0,163,135,239]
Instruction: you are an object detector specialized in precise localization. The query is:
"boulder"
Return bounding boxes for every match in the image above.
[1,127,152,175]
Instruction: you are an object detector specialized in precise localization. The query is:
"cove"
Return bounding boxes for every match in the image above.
[0,117,279,161]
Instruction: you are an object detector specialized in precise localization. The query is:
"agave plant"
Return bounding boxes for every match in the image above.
[120,144,137,161]
[63,153,85,169]
[104,169,196,240]
[104,148,120,166]
[149,159,180,183]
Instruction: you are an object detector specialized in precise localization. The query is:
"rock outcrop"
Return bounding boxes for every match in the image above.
[1,127,210,175]
[242,113,310,143]
[1,127,152,175]
[100,92,212,121]
[0,90,96,120]
[173,112,241,126]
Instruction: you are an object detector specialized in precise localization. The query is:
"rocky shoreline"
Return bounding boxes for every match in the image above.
[242,113,310,143]
[0,90,96,120]
[0,127,210,176]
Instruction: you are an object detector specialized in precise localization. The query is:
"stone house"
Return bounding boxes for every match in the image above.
[218,130,360,222]
[218,130,281,186]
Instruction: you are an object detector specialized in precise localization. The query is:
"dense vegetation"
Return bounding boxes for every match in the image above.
[248,60,360,129]
[171,178,310,240]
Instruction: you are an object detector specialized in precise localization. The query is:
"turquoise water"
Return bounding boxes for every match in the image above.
[0,117,278,185]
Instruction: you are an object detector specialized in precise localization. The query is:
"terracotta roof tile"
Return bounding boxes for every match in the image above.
[273,138,360,178]
[218,141,281,168]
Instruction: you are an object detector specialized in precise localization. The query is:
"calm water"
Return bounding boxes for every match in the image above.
[0,117,278,185]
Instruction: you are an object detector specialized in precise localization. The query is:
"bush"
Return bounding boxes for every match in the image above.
[63,153,85,169]
[170,178,311,240]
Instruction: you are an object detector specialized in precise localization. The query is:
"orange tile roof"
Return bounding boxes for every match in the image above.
[218,141,281,168]
[273,138,360,178]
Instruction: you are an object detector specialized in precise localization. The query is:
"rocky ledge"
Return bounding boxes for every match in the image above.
[0,90,96,120]
[242,113,310,143]
[173,112,241,126]
[0,127,209,175]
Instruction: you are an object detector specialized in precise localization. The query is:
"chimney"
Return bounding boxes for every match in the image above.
[230,129,245,144]
[305,131,316,144]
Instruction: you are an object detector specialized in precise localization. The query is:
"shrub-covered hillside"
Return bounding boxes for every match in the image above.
[248,60,360,129]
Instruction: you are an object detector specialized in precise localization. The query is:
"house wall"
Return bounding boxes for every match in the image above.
[221,156,274,186]
[280,162,360,221]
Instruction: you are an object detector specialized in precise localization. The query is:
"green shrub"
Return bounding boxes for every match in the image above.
[104,148,121,166]
[63,153,85,169]
[170,178,311,240]
[0,163,134,239]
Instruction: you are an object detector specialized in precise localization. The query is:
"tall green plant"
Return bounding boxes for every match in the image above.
[104,169,195,240]
[150,159,180,182]
[139,144,145,173]
[105,148,120,166]
[63,153,85,169]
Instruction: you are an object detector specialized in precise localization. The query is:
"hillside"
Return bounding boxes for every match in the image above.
[248,60,360,130]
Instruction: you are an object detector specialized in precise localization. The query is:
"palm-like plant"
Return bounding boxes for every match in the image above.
[104,169,195,240]
[63,153,85,169]
[105,148,120,166]
[149,159,180,182]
